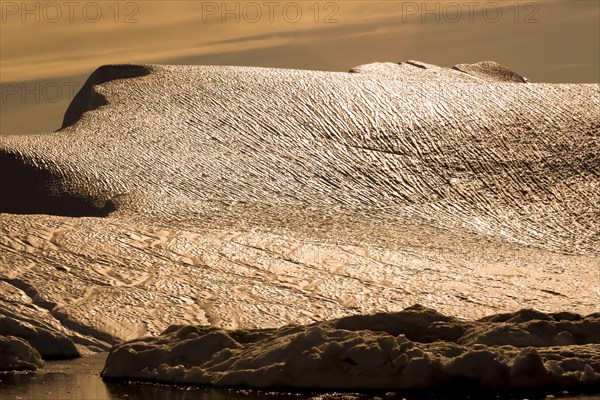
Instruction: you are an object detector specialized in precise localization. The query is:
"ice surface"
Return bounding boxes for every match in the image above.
[0,335,44,371]
[0,281,99,358]
[453,61,530,83]
[349,60,484,82]
[1,62,597,252]
[101,305,600,390]
[0,61,598,378]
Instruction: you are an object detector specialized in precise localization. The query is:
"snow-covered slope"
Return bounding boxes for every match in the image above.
[1,62,597,253]
[0,62,598,384]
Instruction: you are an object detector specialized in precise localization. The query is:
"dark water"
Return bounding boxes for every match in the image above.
[1,354,599,400]
[0,354,306,400]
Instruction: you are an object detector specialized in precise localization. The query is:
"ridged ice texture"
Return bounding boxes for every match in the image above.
[0,62,598,255]
[0,62,598,354]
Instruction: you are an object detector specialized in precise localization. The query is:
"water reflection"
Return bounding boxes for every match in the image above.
[1,354,598,400]
[0,371,110,400]
[0,370,307,400]
[0,354,308,400]
[106,383,305,400]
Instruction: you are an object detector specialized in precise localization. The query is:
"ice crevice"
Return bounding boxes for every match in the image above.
[0,276,114,355]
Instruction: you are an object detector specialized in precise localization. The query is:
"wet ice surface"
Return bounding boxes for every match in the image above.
[0,61,598,391]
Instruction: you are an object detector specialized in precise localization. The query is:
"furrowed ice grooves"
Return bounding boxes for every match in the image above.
[0,62,598,378]
[0,64,151,217]
[0,61,597,253]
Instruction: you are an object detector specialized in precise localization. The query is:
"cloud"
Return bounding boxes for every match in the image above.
[0,1,426,82]
[0,1,597,83]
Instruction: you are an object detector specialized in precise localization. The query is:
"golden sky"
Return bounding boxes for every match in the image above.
[1,0,599,134]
